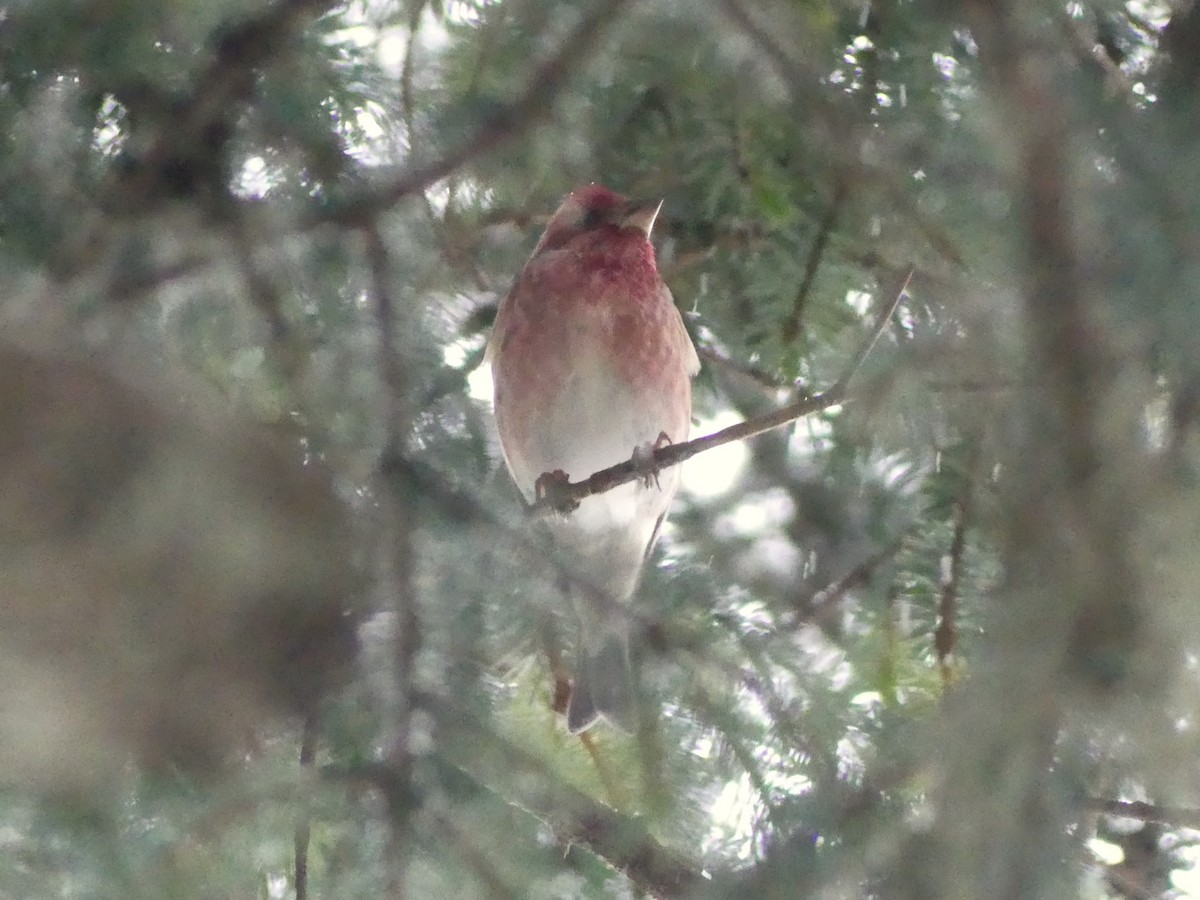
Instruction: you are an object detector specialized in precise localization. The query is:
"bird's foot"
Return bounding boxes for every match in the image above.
[631,432,673,489]
[534,469,579,514]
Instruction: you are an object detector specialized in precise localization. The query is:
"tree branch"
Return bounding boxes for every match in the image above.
[116,0,339,207]
[1093,799,1200,831]
[316,0,634,228]
[934,439,979,686]
[365,224,423,897]
[782,180,848,344]
[787,528,914,627]
[294,716,318,900]
[330,697,705,899]
[530,267,910,516]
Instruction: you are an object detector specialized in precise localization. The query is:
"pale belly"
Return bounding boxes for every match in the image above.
[493,322,689,501]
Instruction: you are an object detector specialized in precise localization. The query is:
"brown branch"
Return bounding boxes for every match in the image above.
[833,267,911,395]
[228,216,291,346]
[782,180,848,344]
[331,698,705,899]
[530,267,910,516]
[1092,799,1200,830]
[696,344,794,393]
[902,2,1141,896]
[117,0,339,207]
[365,225,423,897]
[934,457,974,686]
[317,0,634,228]
[532,388,843,517]
[429,812,523,900]
[788,529,914,626]
[577,731,625,808]
[294,715,318,900]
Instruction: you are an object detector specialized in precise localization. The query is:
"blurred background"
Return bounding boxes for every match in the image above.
[1,0,1199,897]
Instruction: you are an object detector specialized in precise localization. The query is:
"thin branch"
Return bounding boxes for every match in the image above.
[294,715,318,900]
[782,180,848,344]
[228,217,291,345]
[577,731,624,808]
[788,528,914,626]
[1092,799,1200,830]
[696,344,794,393]
[531,388,842,517]
[317,0,634,228]
[365,224,422,898]
[116,0,339,207]
[530,268,910,516]
[833,266,912,394]
[934,454,974,686]
[326,700,705,899]
[431,699,704,898]
[777,0,881,346]
[429,812,524,900]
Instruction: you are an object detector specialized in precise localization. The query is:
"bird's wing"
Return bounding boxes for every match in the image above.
[665,285,701,377]
[483,280,518,366]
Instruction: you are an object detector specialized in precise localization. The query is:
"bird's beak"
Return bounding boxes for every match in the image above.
[621,198,663,237]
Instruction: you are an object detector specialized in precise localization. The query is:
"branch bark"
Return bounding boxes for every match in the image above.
[329,697,705,899]
[317,0,635,228]
[530,267,910,515]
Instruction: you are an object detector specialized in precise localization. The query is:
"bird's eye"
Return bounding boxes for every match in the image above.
[581,207,606,230]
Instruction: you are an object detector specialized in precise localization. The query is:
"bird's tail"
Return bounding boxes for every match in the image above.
[567,633,634,734]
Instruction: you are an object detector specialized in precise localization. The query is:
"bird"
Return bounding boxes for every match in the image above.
[486,184,700,733]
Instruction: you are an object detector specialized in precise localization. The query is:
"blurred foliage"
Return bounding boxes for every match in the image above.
[3,0,1200,897]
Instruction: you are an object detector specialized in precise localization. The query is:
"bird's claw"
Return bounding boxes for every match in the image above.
[534,469,579,514]
[632,432,673,489]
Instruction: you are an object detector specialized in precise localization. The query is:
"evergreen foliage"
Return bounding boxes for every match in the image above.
[1,0,1198,897]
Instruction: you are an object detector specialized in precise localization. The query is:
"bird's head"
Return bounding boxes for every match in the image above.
[531,184,663,258]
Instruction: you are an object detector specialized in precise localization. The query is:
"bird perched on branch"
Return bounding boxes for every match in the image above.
[487,184,700,733]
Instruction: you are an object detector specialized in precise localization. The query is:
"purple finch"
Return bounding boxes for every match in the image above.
[486,185,700,733]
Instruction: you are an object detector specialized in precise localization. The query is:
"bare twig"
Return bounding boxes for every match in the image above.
[832,266,911,395]
[531,388,842,517]
[1092,799,1200,830]
[431,698,703,898]
[790,529,914,624]
[696,344,794,393]
[116,0,339,207]
[318,0,634,228]
[429,812,523,900]
[530,268,910,516]
[294,715,318,900]
[324,699,704,899]
[782,180,849,344]
[228,218,291,345]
